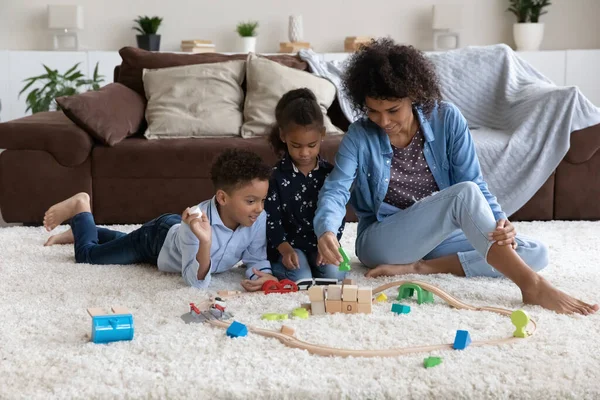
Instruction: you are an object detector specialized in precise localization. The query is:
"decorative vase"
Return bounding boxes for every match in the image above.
[513,23,544,51]
[288,15,303,42]
[240,36,257,53]
[136,34,161,51]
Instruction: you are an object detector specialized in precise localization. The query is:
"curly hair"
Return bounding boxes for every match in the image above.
[267,88,324,155]
[210,149,272,192]
[342,37,442,116]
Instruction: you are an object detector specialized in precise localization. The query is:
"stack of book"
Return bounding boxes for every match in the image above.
[344,36,373,52]
[180,40,216,53]
[279,41,311,53]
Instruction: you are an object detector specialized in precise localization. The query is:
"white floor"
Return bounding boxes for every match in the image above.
[1,221,599,399]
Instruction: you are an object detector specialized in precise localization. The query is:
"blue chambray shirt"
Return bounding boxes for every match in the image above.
[314,101,507,239]
[157,197,272,289]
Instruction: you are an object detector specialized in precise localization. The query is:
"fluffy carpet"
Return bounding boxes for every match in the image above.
[1,221,599,399]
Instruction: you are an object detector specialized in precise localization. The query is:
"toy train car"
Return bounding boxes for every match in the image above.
[87,306,134,344]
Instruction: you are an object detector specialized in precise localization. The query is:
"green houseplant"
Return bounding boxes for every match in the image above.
[507,0,551,51]
[19,62,104,114]
[133,15,163,51]
[236,21,259,53]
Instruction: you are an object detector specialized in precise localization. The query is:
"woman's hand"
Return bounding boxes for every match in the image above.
[182,207,211,243]
[489,219,517,249]
[317,231,343,265]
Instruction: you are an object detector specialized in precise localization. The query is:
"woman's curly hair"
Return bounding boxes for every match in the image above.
[342,37,442,116]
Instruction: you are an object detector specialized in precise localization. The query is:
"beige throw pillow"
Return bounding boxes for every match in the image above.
[143,60,245,139]
[241,53,342,138]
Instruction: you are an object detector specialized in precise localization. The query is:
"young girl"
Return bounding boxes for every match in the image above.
[265,88,346,282]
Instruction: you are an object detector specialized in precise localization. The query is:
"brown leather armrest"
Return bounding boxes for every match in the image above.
[565,123,600,164]
[0,111,93,167]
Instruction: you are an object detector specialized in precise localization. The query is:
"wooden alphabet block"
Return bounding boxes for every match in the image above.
[326,300,342,314]
[300,303,312,311]
[342,301,358,314]
[343,278,356,285]
[311,301,326,316]
[342,285,358,302]
[357,288,372,304]
[308,285,325,302]
[326,285,342,301]
[357,302,372,314]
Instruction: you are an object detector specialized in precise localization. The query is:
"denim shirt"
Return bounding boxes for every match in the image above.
[314,101,506,238]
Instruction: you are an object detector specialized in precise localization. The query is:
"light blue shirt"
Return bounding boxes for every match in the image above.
[314,101,506,238]
[157,197,272,289]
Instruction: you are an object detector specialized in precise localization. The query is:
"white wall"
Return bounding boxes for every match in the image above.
[1,0,599,53]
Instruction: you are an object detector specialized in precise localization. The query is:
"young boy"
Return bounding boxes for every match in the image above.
[43,149,277,291]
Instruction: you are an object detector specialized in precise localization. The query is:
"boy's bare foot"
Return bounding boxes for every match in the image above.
[365,260,425,278]
[522,276,599,315]
[44,229,74,246]
[43,192,91,231]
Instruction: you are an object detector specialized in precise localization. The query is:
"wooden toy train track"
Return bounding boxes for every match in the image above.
[203,280,536,358]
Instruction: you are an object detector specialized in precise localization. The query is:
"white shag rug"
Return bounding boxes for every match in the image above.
[1,221,600,400]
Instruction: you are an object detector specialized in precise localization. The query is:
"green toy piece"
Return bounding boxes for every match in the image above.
[397,283,434,304]
[424,356,442,368]
[261,313,288,321]
[338,247,351,271]
[510,309,530,338]
[292,308,310,319]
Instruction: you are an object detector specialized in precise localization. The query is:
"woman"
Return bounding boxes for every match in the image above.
[314,38,597,315]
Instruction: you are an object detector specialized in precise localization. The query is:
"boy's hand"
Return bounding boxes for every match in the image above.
[489,219,517,249]
[241,268,278,292]
[182,207,211,243]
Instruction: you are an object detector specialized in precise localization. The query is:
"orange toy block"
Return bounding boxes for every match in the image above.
[357,288,372,304]
[342,301,358,314]
[326,300,342,314]
[342,285,358,302]
[312,301,326,315]
[280,325,296,336]
[308,285,325,302]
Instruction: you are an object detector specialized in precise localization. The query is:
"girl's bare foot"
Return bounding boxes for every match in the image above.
[522,276,599,315]
[43,192,91,231]
[44,229,74,246]
[365,260,424,278]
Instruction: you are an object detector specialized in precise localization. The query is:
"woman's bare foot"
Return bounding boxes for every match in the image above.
[522,276,599,315]
[365,260,425,278]
[43,192,91,231]
[44,229,74,246]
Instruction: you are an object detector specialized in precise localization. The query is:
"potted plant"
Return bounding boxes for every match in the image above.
[133,15,163,51]
[19,62,104,114]
[236,21,259,53]
[507,0,551,51]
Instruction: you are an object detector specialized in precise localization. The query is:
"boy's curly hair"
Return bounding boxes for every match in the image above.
[210,149,272,192]
[342,38,442,116]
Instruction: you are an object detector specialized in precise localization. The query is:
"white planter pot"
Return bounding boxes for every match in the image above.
[288,15,303,42]
[240,36,257,53]
[513,23,545,51]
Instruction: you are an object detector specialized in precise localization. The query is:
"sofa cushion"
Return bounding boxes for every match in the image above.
[241,54,343,138]
[143,61,246,139]
[0,111,92,167]
[117,46,308,96]
[56,83,146,146]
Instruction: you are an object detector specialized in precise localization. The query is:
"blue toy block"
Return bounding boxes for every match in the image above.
[453,330,471,350]
[391,303,411,314]
[91,314,134,344]
[226,321,248,338]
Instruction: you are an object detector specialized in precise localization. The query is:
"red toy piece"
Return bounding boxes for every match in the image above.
[261,279,299,294]
[189,302,201,314]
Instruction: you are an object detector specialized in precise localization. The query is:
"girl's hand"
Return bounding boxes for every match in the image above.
[489,219,517,249]
[282,249,300,270]
[182,207,211,243]
[317,231,343,265]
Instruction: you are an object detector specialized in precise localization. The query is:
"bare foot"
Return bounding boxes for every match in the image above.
[44,229,74,246]
[365,260,424,278]
[43,192,91,231]
[522,276,599,315]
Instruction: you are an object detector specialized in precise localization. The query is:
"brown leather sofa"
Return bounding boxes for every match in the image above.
[1,48,599,224]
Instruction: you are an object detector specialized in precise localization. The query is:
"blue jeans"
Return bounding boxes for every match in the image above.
[70,212,181,265]
[356,182,548,278]
[271,249,347,282]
